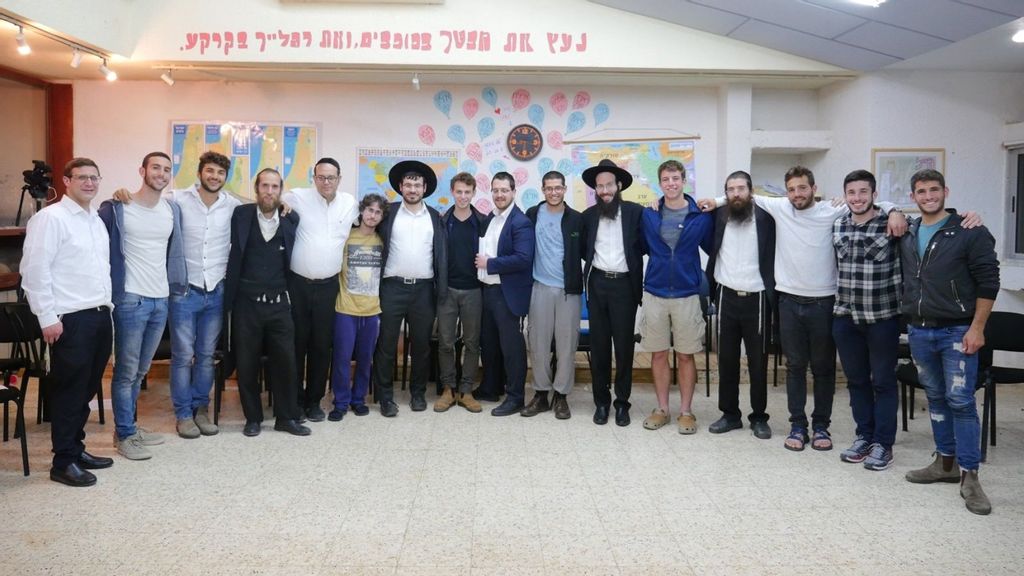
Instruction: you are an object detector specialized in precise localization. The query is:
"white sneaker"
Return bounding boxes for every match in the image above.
[117,433,153,460]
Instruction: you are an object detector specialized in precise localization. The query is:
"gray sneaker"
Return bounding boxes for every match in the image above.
[193,407,219,436]
[117,433,153,460]
[176,418,200,439]
[840,437,872,463]
[137,427,165,446]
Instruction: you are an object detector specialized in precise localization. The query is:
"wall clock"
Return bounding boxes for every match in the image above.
[506,124,543,161]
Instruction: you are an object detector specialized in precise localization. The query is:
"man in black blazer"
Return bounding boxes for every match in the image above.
[581,159,646,426]
[704,171,776,440]
[373,160,448,417]
[225,168,310,437]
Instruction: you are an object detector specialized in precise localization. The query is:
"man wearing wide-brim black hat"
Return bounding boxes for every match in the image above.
[580,159,647,427]
[372,160,448,417]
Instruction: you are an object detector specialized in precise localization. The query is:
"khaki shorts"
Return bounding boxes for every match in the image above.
[640,293,705,354]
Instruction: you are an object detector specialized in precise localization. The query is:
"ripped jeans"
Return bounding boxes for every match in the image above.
[907,324,980,470]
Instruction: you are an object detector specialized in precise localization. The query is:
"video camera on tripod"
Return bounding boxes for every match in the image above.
[16,160,53,226]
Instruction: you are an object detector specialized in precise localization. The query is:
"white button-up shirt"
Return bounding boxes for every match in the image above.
[21,196,112,329]
[478,206,510,285]
[593,209,628,273]
[383,202,434,279]
[257,209,280,242]
[171,185,240,290]
[714,216,765,293]
[284,187,358,280]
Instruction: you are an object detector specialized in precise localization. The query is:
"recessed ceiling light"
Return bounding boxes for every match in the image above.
[1013,30,1024,43]
[851,0,886,7]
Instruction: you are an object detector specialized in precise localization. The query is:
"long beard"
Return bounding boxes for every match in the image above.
[598,192,622,219]
[727,199,753,222]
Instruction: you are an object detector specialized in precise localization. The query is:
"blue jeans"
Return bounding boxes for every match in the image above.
[908,324,981,471]
[112,293,169,440]
[330,313,380,411]
[169,284,224,421]
[833,316,899,448]
[778,293,836,430]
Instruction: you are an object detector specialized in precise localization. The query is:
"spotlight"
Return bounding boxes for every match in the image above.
[412,72,420,91]
[15,26,30,55]
[160,69,175,86]
[99,59,117,81]
[850,0,885,6]
[70,48,83,68]
[1013,30,1024,44]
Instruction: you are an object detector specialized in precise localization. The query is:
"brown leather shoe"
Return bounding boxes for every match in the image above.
[457,393,483,413]
[552,392,571,420]
[434,387,456,412]
[520,393,551,417]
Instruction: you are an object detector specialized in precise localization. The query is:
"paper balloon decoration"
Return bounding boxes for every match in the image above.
[463,98,479,120]
[549,92,568,116]
[556,158,574,176]
[593,103,610,126]
[546,131,563,150]
[433,90,453,118]
[528,104,544,129]
[447,125,466,144]
[482,87,498,108]
[511,88,531,111]
[513,167,529,187]
[538,157,554,175]
[478,117,495,140]
[476,173,491,193]
[418,125,436,145]
[572,91,591,110]
[520,188,539,207]
[566,111,585,135]
[489,159,507,174]
[460,159,477,174]
[466,142,483,163]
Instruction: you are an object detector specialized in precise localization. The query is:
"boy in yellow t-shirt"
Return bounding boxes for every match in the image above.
[328,194,387,420]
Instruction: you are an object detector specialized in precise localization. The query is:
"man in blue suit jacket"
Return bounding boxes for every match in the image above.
[475,172,536,416]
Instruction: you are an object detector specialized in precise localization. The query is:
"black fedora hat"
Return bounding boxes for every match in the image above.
[581,159,633,191]
[388,160,438,198]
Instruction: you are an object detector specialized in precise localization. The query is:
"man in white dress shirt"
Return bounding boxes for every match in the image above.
[22,158,114,487]
[283,157,358,422]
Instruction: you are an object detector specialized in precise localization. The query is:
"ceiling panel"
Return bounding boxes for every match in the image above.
[591,0,747,35]
[836,21,951,59]
[952,0,1024,17]
[734,20,900,70]
[805,0,1012,41]
[691,0,866,38]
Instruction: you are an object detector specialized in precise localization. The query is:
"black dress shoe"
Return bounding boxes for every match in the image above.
[50,463,97,487]
[243,421,261,437]
[593,405,610,425]
[750,420,772,440]
[491,399,525,417]
[709,416,743,434]
[274,419,312,436]
[410,395,427,412]
[471,388,502,403]
[77,451,113,470]
[379,400,399,417]
[305,405,326,422]
[350,403,370,416]
[615,405,630,427]
[552,393,571,420]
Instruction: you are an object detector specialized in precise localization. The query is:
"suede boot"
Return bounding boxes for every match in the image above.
[960,470,992,515]
[905,452,960,484]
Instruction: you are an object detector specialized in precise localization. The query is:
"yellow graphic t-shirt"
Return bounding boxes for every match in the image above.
[335,229,383,316]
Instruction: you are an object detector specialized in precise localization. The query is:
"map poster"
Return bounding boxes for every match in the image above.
[568,139,697,208]
[357,147,462,213]
[171,121,319,201]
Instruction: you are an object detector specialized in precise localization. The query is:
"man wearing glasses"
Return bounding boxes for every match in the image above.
[522,170,583,420]
[283,158,358,422]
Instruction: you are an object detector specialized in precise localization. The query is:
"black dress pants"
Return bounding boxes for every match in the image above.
[233,297,300,423]
[587,272,637,410]
[479,285,527,405]
[49,307,112,468]
[373,278,435,403]
[289,275,339,409]
[717,286,769,424]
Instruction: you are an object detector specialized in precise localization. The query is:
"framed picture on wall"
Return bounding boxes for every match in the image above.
[871,148,945,210]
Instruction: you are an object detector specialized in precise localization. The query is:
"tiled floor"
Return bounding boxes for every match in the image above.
[2,360,1023,576]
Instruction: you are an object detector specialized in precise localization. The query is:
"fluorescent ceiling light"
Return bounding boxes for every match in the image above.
[850,0,886,7]
[1013,30,1024,44]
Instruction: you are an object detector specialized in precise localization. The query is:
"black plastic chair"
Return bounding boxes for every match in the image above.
[0,307,32,476]
[978,311,1024,450]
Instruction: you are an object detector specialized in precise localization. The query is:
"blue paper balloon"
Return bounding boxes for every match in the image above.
[482,86,498,108]
[434,90,453,118]
[594,103,610,126]
[478,117,495,140]
[521,188,539,207]
[538,157,553,175]
[460,159,477,174]
[557,158,574,177]
[528,104,545,129]
[489,159,507,174]
[566,111,585,135]
[447,124,466,144]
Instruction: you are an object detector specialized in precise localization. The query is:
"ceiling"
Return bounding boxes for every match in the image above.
[590,0,1024,72]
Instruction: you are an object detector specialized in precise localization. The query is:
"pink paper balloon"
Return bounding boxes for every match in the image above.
[572,91,591,110]
[463,98,479,120]
[466,142,483,163]
[476,173,490,193]
[418,125,435,146]
[547,130,563,150]
[513,167,528,187]
[474,197,493,215]
[512,88,531,111]
[549,92,568,116]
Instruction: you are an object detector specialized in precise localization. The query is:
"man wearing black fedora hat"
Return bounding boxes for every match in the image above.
[372,160,448,417]
[581,159,647,426]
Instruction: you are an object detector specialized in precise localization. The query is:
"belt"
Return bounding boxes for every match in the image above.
[780,292,833,304]
[593,267,628,279]
[910,316,971,329]
[295,275,334,285]
[723,286,761,298]
[387,276,430,285]
[189,282,222,294]
[66,305,110,316]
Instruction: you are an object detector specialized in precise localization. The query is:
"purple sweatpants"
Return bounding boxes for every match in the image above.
[330,313,380,411]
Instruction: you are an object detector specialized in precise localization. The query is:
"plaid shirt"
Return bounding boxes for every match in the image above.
[832,211,902,323]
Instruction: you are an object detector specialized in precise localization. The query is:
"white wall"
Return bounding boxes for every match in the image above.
[0,78,47,226]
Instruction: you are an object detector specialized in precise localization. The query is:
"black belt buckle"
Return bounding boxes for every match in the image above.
[603,270,625,279]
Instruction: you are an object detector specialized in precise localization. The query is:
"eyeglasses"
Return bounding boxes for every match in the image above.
[314,175,338,183]
[595,184,618,192]
[542,186,566,193]
[70,175,102,183]
[403,183,425,190]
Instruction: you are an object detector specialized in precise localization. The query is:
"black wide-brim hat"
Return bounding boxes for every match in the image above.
[389,160,438,198]
[581,159,633,191]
